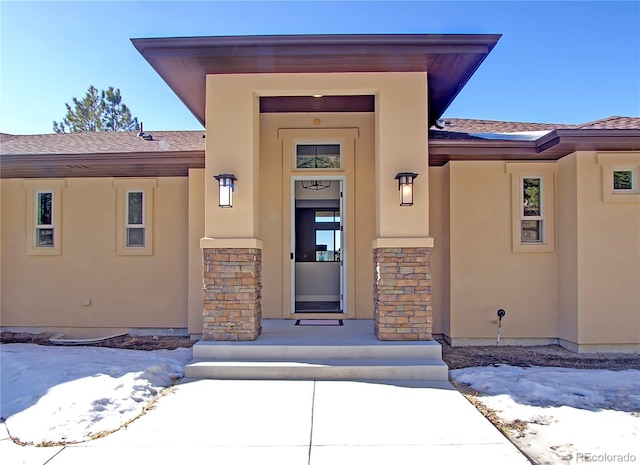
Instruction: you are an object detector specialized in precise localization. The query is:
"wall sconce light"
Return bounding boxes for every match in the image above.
[214,174,237,208]
[394,172,418,206]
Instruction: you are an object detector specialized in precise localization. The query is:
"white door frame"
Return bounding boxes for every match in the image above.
[290,175,347,315]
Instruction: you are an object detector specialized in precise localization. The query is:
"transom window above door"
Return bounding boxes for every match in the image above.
[296,144,341,169]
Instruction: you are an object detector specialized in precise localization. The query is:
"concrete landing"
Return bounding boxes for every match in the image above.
[186,319,449,381]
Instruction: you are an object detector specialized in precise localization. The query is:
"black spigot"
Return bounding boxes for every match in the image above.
[497,308,506,320]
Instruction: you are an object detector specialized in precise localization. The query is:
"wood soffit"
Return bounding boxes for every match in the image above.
[1,151,205,178]
[130,34,501,127]
[3,129,639,178]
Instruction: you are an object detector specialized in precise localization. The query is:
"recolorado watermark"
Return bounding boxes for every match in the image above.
[575,452,637,463]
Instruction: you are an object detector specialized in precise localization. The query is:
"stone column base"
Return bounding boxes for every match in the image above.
[373,247,433,341]
[202,248,262,341]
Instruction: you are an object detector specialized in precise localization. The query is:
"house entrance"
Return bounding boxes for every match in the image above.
[291,177,345,315]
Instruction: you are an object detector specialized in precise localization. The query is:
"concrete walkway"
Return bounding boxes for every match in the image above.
[2,378,530,465]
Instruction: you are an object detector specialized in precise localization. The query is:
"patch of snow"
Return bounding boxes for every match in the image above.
[0,344,191,444]
[452,365,640,464]
[470,130,551,141]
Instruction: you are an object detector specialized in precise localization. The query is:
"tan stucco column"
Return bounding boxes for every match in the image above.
[200,75,262,341]
[373,73,434,340]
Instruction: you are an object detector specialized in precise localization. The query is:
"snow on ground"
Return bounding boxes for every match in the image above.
[451,365,640,465]
[0,343,191,445]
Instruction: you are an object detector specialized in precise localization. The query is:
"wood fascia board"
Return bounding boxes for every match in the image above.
[1,151,205,167]
[428,139,537,156]
[429,130,640,163]
[132,33,501,50]
[536,129,640,154]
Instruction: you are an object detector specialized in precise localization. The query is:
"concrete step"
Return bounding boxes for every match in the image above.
[185,358,449,381]
[192,340,442,360]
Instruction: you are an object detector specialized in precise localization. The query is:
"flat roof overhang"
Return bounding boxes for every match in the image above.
[428,129,640,166]
[0,151,205,178]
[131,34,501,127]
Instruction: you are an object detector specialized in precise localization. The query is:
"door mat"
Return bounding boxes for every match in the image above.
[295,319,343,326]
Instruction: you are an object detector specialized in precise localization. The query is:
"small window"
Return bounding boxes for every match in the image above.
[521,177,543,243]
[114,179,156,256]
[599,159,640,203]
[314,210,341,261]
[507,163,556,252]
[315,230,341,261]
[126,191,145,247]
[315,210,340,223]
[24,180,64,256]
[296,144,341,169]
[612,168,635,192]
[35,191,54,247]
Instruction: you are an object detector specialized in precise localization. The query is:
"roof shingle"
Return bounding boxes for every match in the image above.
[2,116,638,156]
[429,116,640,140]
[0,130,205,155]
[575,116,640,130]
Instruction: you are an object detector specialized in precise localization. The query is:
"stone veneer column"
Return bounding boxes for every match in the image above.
[202,248,262,341]
[373,247,433,341]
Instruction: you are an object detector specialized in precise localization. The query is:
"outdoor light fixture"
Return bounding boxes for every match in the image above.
[395,172,418,206]
[214,174,237,208]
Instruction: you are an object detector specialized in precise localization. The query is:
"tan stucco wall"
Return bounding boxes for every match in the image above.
[259,112,376,319]
[574,151,640,347]
[429,166,449,335]
[447,161,558,342]
[437,153,639,351]
[203,72,431,250]
[188,169,205,335]
[373,73,430,240]
[557,153,579,343]
[1,177,188,333]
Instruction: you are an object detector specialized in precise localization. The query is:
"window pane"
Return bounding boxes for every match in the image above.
[521,220,542,242]
[315,211,338,223]
[316,144,340,156]
[127,228,145,247]
[296,144,340,169]
[128,192,143,225]
[613,171,633,190]
[37,192,53,226]
[315,230,335,261]
[36,228,54,247]
[522,178,541,217]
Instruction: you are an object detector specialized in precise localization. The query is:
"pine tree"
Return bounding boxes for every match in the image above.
[53,86,139,133]
[102,87,139,132]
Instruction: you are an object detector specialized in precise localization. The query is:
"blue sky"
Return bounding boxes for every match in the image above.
[1,1,639,134]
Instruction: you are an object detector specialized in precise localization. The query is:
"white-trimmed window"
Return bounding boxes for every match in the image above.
[35,191,55,247]
[597,152,640,203]
[520,176,544,243]
[125,190,145,247]
[507,163,556,253]
[24,179,65,256]
[114,179,156,256]
[295,144,341,170]
[612,167,637,193]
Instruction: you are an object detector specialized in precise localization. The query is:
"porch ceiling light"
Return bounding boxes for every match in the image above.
[395,172,418,206]
[302,180,331,190]
[214,174,237,208]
